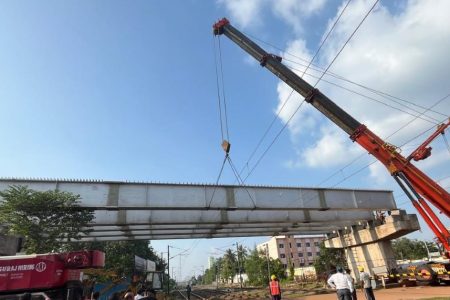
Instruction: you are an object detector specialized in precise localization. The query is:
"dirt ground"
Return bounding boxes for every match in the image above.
[302,286,450,300]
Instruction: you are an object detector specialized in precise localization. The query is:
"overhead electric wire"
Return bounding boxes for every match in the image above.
[244,25,446,122]
[207,155,228,208]
[237,89,296,178]
[301,0,352,77]
[209,36,232,208]
[227,156,257,207]
[283,57,447,120]
[313,0,380,87]
[443,134,450,155]
[386,93,450,140]
[236,0,351,182]
[242,99,307,182]
[285,63,441,124]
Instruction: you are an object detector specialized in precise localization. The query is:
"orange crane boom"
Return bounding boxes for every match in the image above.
[213,18,450,255]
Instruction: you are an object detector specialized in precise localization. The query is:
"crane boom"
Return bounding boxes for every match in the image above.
[213,18,450,254]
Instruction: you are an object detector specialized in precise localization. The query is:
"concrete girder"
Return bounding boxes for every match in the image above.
[84,221,359,232]
[0,179,396,211]
[77,231,330,242]
[0,179,397,241]
[84,226,341,237]
[92,210,377,225]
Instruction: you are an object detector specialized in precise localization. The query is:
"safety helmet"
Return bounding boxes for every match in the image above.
[358,266,364,272]
[271,274,277,280]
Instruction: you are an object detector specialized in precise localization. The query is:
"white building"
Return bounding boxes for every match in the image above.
[208,256,216,269]
[257,235,325,269]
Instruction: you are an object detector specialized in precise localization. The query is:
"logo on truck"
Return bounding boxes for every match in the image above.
[35,262,47,272]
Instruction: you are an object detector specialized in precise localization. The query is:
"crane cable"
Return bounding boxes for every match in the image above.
[302,0,352,78]
[243,32,447,121]
[213,36,230,142]
[314,0,379,87]
[210,36,257,208]
[298,94,449,206]
[209,35,231,208]
[236,0,352,181]
[240,0,379,183]
[286,63,442,124]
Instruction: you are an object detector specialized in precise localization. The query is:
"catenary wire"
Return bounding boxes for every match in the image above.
[207,154,228,208]
[283,57,447,120]
[249,0,380,186]
[236,0,351,179]
[385,93,450,140]
[243,29,447,122]
[443,134,450,155]
[313,0,380,87]
[227,156,257,207]
[242,99,307,182]
[301,0,352,77]
[237,89,296,178]
[285,63,441,124]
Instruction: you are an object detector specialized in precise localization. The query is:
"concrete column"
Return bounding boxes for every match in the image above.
[324,210,419,279]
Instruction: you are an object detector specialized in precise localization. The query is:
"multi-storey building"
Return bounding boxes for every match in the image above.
[257,235,325,269]
[208,256,216,269]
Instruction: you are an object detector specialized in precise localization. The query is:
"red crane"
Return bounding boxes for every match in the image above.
[213,18,450,255]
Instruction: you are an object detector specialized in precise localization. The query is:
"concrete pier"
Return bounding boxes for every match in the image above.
[324,210,420,278]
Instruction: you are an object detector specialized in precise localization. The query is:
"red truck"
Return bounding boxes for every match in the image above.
[0,250,105,300]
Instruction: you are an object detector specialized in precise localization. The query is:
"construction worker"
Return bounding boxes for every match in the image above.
[327,267,353,300]
[269,275,282,300]
[358,266,375,300]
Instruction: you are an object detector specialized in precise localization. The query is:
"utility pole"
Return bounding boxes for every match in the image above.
[236,243,242,290]
[167,245,170,295]
[265,243,271,281]
[423,241,431,260]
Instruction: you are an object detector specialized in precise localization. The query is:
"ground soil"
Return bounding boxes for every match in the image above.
[302,286,450,300]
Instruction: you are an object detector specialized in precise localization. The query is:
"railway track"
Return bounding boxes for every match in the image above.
[175,288,230,300]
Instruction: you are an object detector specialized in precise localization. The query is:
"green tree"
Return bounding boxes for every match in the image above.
[392,238,439,260]
[288,258,295,281]
[313,242,346,276]
[244,248,285,286]
[221,249,237,283]
[0,186,94,254]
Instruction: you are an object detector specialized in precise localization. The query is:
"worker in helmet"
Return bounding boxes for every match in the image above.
[269,274,281,300]
[358,266,375,300]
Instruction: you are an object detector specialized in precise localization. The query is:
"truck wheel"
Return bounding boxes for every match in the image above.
[415,265,437,285]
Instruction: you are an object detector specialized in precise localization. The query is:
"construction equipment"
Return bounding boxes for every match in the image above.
[212,18,450,257]
[0,250,105,300]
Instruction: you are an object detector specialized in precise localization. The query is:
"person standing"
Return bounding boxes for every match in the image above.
[269,275,282,300]
[345,269,357,300]
[327,267,353,300]
[186,284,191,300]
[358,266,375,300]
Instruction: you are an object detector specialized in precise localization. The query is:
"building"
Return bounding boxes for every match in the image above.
[257,235,325,269]
[208,256,216,269]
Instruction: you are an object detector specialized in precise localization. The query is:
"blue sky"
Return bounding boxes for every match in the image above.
[0,0,449,280]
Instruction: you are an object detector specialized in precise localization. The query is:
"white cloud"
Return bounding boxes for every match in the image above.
[300,125,362,168]
[368,161,390,186]
[219,0,327,32]
[272,0,327,33]
[279,0,450,170]
[217,0,267,29]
